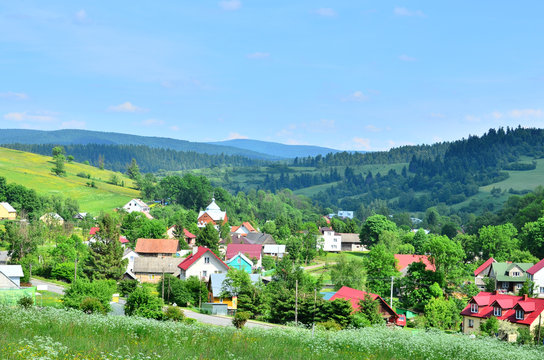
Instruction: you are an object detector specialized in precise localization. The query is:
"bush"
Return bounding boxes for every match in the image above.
[517,327,533,345]
[316,320,342,331]
[183,317,197,325]
[80,297,106,315]
[18,295,34,308]
[51,262,84,283]
[63,279,116,313]
[125,287,164,320]
[232,311,251,329]
[118,279,138,296]
[77,172,91,179]
[164,306,184,322]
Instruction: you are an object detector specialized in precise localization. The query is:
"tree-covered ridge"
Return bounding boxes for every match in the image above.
[2,143,266,172]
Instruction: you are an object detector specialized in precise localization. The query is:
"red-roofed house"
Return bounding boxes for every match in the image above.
[474,258,496,291]
[329,286,405,326]
[226,244,263,268]
[166,226,197,247]
[527,258,544,298]
[135,238,179,257]
[394,255,435,276]
[89,227,100,236]
[461,291,544,341]
[87,227,130,246]
[231,222,258,235]
[197,199,227,229]
[178,246,229,282]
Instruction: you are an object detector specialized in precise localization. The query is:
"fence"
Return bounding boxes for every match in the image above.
[0,287,36,306]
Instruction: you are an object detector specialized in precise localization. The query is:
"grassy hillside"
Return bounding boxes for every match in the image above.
[0,147,138,213]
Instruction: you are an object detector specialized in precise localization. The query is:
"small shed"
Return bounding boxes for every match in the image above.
[202,302,228,316]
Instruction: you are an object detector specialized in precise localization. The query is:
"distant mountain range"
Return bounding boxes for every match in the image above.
[208,139,345,159]
[0,129,345,159]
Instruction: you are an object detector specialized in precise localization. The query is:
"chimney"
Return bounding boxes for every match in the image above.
[494,290,499,295]
[192,247,198,255]
[524,294,528,301]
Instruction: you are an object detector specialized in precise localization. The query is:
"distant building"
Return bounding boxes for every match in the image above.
[39,213,64,226]
[317,227,341,252]
[197,199,227,229]
[135,238,180,258]
[474,258,497,291]
[178,247,229,282]
[263,244,286,258]
[231,222,258,235]
[394,254,436,276]
[225,253,254,273]
[132,257,183,284]
[339,233,365,252]
[0,202,16,220]
[527,258,544,298]
[123,199,150,214]
[0,265,24,288]
[488,262,534,294]
[337,211,354,219]
[226,244,263,269]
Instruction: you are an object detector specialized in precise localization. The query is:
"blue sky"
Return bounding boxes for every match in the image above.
[1,1,543,151]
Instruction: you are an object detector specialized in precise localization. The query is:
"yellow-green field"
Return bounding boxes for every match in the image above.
[0,147,138,213]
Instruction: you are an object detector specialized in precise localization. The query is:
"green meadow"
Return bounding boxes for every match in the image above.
[0,147,139,213]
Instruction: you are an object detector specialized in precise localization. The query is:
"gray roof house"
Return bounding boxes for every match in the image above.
[0,265,24,288]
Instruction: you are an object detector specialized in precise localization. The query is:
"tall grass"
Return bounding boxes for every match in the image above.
[1,306,543,360]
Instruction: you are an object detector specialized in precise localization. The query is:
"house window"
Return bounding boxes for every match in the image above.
[468,319,474,328]
[202,270,207,277]
[204,257,210,264]
[493,307,502,317]
[502,282,509,289]
[540,287,544,294]
[470,303,478,313]
[516,309,524,320]
[516,283,523,290]
[512,271,521,277]
[149,275,153,280]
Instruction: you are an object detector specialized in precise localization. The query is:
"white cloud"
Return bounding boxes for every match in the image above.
[509,108,542,118]
[343,90,368,102]
[352,137,371,150]
[170,125,180,131]
[315,8,337,17]
[75,9,87,23]
[219,0,241,11]
[430,113,445,118]
[108,101,147,113]
[465,115,481,122]
[61,120,85,129]
[365,125,381,132]
[394,7,425,17]
[491,111,503,119]
[141,118,164,126]
[399,54,416,62]
[4,111,56,123]
[0,92,28,100]
[227,132,249,140]
[247,52,270,59]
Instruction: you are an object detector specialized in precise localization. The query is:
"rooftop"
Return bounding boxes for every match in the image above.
[135,238,179,254]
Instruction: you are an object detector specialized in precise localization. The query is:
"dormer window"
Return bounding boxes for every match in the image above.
[493,307,502,316]
[470,303,479,313]
[516,309,524,320]
[512,271,521,277]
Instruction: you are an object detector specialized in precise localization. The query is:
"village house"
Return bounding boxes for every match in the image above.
[263,244,286,258]
[225,252,254,273]
[317,227,341,252]
[474,258,497,291]
[329,286,406,326]
[339,233,365,252]
[231,222,258,235]
[86,227,129,246]
[135,238,179,258]
[122,248,139,279]
[123,199,150,214]
[460,291,544,341]
[527,258,544,298]
[39,212,64,226]
[226,243,263,269]
[488,262,534,294]
[394,254,436,276]
[208,273,261,312]
[166,225,197,246]
[0,202,16,220]
[132,257,183,284]
[178,246,229,282]
[197,198,227,229]
[0,265,24,289]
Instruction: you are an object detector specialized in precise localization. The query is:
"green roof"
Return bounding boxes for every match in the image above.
[492,262,533,282]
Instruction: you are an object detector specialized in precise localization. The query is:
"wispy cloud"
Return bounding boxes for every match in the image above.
[4,111,56,123]
[74,9,88,24]
[352,137,371,150]
[170,125,180,131]
[61,120,85,129]
[141,118,164,126]
[227,132,249,140]
[365,125,381,132]
[219,0,241,11]
[509,108,542,118]
[342,90,368,102]
[108,101,147,113]
[247,52,270,59]
[399,54,416,62]
[315,8,337,17]
[394,7,425,17]
[0,92,28,100]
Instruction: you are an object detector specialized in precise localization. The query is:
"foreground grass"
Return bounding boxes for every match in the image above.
[1,307,543,360]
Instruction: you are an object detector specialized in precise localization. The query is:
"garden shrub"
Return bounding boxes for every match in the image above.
[233,311,251,329]
[18,295,34,308]
[316,320,342,331]
[118,279,138,296]
[164,306,184,322]
[80,297,106,315]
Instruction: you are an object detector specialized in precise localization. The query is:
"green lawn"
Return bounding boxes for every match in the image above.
[35,290,63,308]
[0,147,139,213]
[482,158,544,192]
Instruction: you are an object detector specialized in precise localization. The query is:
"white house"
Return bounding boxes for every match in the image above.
[177,246,229,282]
[0,265,24,288]
[317,227,341,252]
[263,244,286,258]
[337,211,354,219]
[122,248,139,279]
[197,198,227,229]
[527,258,544,298]
[123,199,151,214]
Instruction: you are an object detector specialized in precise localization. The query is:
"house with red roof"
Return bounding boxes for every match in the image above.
[394,254,435,276]
[135,238,179,258]
[178,246,229,282]
[166,225,197,247]
[474,258,496,290]
[461,291,544,341]
[226,244,263,268]
[527,258,544,298]
[329,286,405,326]
[197,199,227,229]
[87,227,130,246]
[231,222,258,235]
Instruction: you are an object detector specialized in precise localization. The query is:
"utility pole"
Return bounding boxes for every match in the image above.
[390,276,394,308]
[74,255,78,282]
[295,279,298,325]
[538,313,542,345]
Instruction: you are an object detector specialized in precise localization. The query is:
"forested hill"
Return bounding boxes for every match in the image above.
[208,139,345,158]
[0,129,276,160]
[1,143,266,173]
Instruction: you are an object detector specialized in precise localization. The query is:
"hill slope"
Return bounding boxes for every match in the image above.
[208,139,346,158]
[0,129,277,160]
[0,147,139,213]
